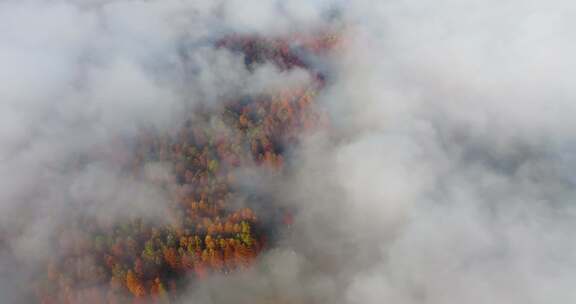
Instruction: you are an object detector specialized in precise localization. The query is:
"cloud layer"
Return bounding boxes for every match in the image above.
[1,0,576,303]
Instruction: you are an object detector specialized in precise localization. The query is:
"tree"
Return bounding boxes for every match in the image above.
[134,258,144,278]
[150,277,170,304]
[126,270,146,297]
[163,247,180,271]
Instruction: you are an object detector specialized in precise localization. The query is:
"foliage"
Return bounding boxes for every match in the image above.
[37,32,334,304]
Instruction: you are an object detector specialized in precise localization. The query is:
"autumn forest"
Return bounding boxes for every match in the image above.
[37,33,338,304]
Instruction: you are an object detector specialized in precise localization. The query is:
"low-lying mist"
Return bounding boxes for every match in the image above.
[1,0,576,303]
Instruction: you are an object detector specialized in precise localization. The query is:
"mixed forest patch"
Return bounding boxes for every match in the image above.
[37,32,338,304]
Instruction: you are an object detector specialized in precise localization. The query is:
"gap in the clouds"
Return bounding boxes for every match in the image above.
[36,31,339,304]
